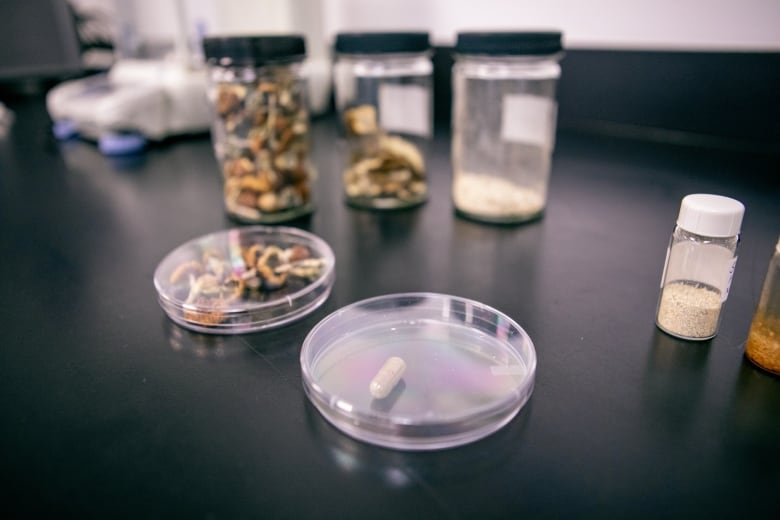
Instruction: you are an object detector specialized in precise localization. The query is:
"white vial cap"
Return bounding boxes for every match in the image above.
[677,194,745,237]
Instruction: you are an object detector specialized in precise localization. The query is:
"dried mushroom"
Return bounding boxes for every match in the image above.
[169,260,203,284]
[342,104,427,206]
[344,105,379,136]
[168,241,327,327]
[183,298,228,327]
[215,70,312,222]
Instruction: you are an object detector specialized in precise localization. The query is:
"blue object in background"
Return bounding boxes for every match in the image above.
[53,119,78,140]
[98,132,147,155]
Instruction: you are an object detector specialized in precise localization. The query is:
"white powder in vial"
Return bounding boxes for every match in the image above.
[453,172,544,219]
[657,282,722,339]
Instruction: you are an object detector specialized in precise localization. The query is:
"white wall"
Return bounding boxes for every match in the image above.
[97,0,327,58]
[322,0,780,51]
[103,0,780,52]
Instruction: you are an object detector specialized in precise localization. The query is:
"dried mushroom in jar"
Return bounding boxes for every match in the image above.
[217,70,312,222]
[342,104,427,206]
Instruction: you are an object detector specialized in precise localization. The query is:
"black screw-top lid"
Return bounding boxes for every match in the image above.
[455,31,563,56]
[203,35,306,65]
[335,32,431,54]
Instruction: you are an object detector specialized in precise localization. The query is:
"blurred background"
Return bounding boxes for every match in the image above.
[0,0,778,149]
[54,0,780,54]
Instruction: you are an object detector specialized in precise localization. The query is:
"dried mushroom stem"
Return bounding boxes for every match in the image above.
[255,246,288,289]
[169,260,204,284]
[275,258,326,280]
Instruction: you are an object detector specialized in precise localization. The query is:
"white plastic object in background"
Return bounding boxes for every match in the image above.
[46,58,212,142]
[303,57,333,116]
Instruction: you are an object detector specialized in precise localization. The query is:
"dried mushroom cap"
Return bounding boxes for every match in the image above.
[292,121,308,135]
[287,244,310,262]
[242,244,264,269]
[216,85,246,116]
[255,245,289,289]
[344,105,378,136]
[183,297,227,326]
[239,175,273,193]
[257,245,285,268]
[257,192,278,212]
[237,190,258,208]
[223,157,255,178]
[377,134,425,175]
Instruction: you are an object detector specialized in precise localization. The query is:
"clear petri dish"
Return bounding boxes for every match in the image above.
[300,293,536,450]
[154,226,335,334]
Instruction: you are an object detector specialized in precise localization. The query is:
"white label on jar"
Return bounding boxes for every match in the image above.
[378,84,431,137]
[501,94,556,147]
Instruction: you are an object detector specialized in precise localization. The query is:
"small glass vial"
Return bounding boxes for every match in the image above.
[745,236,780,375]
[333,32,432,209]
[451,31,563,223]
[203,35,314,223]
[656,194,745,341]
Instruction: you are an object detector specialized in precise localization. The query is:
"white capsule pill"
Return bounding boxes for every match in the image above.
[369,356,406,399]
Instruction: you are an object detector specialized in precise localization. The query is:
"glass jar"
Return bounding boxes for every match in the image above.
[203,35,314,223]
[451,31,563,223]
[656,194,745,341]
[333,32,432,209]
[745,237,780,375]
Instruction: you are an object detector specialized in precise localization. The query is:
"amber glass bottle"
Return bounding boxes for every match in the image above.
[745,237,780,375]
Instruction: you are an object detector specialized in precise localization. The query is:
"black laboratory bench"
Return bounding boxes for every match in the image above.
[1,97,779,518]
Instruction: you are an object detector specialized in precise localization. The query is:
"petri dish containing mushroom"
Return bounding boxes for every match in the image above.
[154,226,334,334]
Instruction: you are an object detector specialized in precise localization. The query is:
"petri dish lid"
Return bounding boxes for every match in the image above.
[154,226,335,334]
[300,293,536,450]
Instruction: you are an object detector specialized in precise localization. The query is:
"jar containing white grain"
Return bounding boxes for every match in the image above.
[451,31,563,223]
[333,32,432,209]
[656,194,745,341]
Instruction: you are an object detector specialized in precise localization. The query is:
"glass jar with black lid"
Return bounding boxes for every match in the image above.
[451,31,563,224]
[333,32,433,210]
[203,35,314,223]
